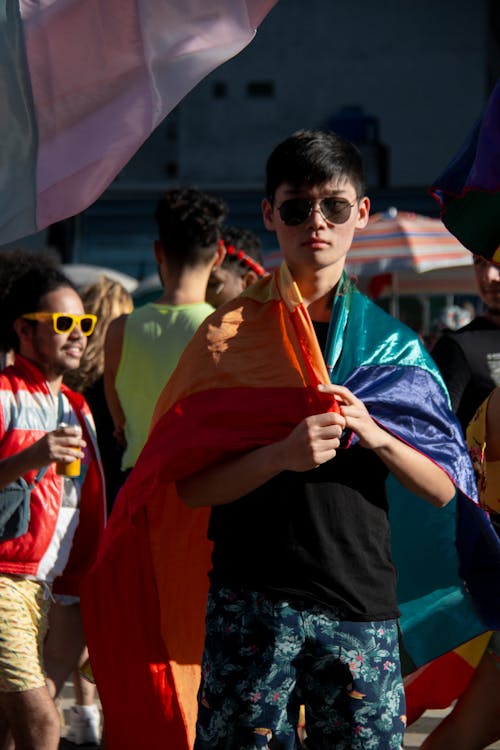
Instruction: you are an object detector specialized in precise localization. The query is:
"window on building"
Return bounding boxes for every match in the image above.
[246,80,274,98]
[212,81,227,98]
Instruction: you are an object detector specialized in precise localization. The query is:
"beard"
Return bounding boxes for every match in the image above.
[31,337,83,379]
[486,304,500,317]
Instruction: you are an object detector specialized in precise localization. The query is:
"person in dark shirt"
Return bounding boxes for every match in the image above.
[431,254,500,432]
[177,130,457,750]
[423,253,500,750]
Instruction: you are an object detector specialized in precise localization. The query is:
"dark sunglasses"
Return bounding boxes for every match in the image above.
[277,197,356,226]
[22,312,98,336]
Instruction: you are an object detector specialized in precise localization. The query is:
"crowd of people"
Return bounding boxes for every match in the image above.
[0,129,498,750]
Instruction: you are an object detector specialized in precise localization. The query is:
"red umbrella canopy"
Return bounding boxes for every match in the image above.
[347,208,472,276]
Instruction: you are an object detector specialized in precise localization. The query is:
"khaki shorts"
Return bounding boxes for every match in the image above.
[0,575,51,692]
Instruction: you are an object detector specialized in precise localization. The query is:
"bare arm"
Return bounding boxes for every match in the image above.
[0,426,85,490]
[176,410,346,508]
[321,384,455,508]
[103,315,128,447]
[486,386,500,461]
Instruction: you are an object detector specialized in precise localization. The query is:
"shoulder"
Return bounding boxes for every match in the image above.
[0,370,15,428]
[105,314,128,352]
[183,303,215,323]
[446,316,497,338]
[434,316,498,356]
[0,364,24,393]
[60,384,88,415]
[352,287,424,347]
[107,313,129,337]
[431,332,465,358]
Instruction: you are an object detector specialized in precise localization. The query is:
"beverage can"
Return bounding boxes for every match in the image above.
[56,423,82,477]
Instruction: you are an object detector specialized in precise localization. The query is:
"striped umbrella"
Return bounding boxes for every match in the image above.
[346,207,472,276]
[262,208,472,276]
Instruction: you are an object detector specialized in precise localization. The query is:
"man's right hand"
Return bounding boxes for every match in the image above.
[276,411,345,472]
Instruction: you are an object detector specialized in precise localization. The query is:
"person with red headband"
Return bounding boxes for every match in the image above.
[205,226,267,309]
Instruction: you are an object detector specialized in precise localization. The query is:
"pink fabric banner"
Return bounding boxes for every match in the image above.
[12,0,276,239]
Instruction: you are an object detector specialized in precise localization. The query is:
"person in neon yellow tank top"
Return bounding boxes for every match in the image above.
[104,187,226,473]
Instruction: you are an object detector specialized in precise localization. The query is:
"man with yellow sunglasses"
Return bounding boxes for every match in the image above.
[0,253,106,750]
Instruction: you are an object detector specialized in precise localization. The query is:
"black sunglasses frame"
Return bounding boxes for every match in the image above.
[276,197,356,226]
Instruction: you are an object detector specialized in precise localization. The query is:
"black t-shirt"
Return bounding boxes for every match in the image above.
[208,321,398,621]
[431,317,500,431]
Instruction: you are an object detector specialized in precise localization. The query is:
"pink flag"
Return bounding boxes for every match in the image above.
[0,1,277,244]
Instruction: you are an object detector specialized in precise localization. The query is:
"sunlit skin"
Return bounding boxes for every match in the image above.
[0,286,89,487]
[177,177,455,510]
[262,180,370,315]
[206,266,245,308]
[473,255,500,323]
[0,286,95,747]
[18,287,88,385]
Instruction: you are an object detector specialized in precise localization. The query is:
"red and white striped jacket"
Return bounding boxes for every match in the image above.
[0,355,106,595]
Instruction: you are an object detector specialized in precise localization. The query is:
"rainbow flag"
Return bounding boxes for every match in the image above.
[0,0,276,245]
[430,78,500,263]
[404,632,491,725]
[81,264,500,748]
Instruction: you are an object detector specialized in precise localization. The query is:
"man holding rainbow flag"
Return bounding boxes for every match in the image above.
[82,130,500,750]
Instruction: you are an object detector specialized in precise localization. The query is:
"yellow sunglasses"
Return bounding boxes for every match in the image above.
[22,312,98,336]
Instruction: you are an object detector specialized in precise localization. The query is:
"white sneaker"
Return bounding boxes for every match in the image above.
[65,704,101,746]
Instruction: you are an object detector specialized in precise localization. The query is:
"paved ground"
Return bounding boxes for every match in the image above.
[57,681,500,748]
[406,709,500,749]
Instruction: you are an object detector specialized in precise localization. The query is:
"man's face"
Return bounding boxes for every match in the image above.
[261,179,369,277]
[473,255,500,314]
[206,266,245,308]
[21,287,87,380]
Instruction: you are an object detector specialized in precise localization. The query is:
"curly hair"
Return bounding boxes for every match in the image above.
[64,276,134,392]
[154,187,227,271]
[0,249,75,353]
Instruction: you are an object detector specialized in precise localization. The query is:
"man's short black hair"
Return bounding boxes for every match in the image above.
[154,187,227,271]
[0,250,75,353]
[265,129,365,201]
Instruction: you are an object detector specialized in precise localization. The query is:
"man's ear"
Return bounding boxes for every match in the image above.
[13,317,33,349]
[355,197,371,229]
[241,270,259,290]
[153,240,164,265]
[211,241,226,269]
[262,198,276,231]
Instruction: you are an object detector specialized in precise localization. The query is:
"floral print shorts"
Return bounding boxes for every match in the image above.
[195,585,405,750]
